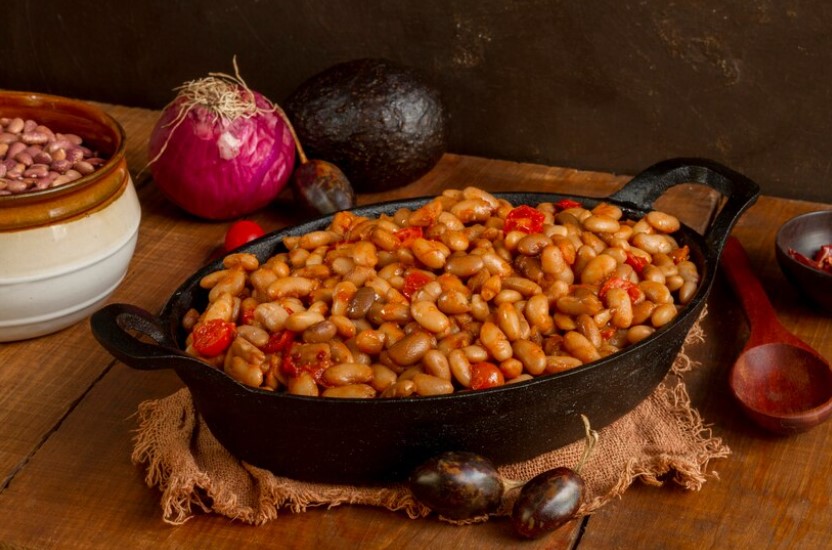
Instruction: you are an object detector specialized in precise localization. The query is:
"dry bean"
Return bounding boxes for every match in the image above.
[627,325,655,344]
[380,379,417,398]
[225,356,264,388]
[645,211,681,233]
[370,364,398,392]
[237,325,270,348]
[303,320,338,343]
[411,300,451,333]
[445,254,484,278]
[347,286,378,319]
[285,311,326,332]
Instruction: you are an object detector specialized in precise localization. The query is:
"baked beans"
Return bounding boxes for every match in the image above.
[182,187,698,397]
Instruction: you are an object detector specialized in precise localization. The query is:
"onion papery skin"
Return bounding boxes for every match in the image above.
[148,91,295,220]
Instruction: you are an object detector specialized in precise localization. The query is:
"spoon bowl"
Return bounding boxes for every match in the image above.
[720,237,832,434]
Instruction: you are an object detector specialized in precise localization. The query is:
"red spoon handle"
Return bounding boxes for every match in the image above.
[719,236,801,350]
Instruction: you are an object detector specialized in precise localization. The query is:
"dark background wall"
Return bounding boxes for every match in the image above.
[2,0,831,202]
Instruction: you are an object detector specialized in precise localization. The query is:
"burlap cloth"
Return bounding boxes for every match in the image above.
[131,308,729,526]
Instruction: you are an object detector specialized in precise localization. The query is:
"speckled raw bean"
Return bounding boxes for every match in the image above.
[512,339,546,375]
[651,303,678,327]
[645,211,681,233]
[322,383,377,398]
[562,330,601,363]
[627,324,655,344]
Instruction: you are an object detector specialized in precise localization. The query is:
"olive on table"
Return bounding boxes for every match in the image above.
[408,451,504,520]
[510,466,585,539]
[291,158,356,215]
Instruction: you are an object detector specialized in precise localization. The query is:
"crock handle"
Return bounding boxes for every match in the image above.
[90,303,191,371]
[607,157,760,254]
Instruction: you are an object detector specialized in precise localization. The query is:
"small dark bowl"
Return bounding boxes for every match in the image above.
[775,210,832,312]
[730,344,832,434]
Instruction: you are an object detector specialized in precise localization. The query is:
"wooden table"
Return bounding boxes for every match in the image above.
[1,104,830,549]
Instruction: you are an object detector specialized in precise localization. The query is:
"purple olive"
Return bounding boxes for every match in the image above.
[291,159,356,215]
[511,467,585,539]
[408,451,504,520]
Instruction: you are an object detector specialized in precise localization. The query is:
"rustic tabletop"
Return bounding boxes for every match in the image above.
[0,104,830,549]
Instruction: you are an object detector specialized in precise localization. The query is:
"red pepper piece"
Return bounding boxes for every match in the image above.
[402,270,433,300]
[554,199,582,211]
[470,362,505,390]
[263,330,297,354]
[192,319,236,357]
[599,276,643,302]
[504,205,545,234]
[624,251,649,275]
[394,226,424,247]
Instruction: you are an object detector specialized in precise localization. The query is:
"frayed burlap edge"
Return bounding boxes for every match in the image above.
[131,306,729,526]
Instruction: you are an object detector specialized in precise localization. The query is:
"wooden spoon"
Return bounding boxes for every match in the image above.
[720,236,832,434]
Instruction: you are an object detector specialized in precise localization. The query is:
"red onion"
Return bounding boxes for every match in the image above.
[148,65,295,220]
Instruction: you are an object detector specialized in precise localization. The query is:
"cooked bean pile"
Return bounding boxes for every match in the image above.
[183,187,699,398]
[0,117,106,195]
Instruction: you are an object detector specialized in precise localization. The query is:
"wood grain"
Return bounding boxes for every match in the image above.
[0,104,829,549]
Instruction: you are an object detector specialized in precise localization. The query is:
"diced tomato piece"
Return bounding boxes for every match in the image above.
[554,199,582,211]
[394,226,424,247]
[192,319,236,357]
[669,245,690,264]
[470,362,505,390]
[402,271,433,300]
[263,330,297,354]
[624,251,649,274]
[504,205,545,234]
[599,276,642,302]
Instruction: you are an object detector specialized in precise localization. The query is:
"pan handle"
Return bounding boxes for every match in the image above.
[608,157,760,253]
[90,303,194,371]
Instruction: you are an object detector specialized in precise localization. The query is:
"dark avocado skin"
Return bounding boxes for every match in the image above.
[285,58,447,193]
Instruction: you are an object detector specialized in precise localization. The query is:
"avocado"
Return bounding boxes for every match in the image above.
[284,58,447,193]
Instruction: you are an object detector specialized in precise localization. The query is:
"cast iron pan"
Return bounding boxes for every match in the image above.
[90,158,759,484]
